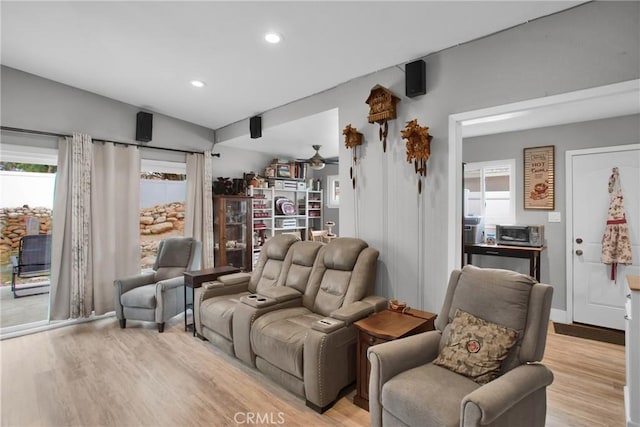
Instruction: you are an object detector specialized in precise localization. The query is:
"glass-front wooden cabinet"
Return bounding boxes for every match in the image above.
[213,195,252,271]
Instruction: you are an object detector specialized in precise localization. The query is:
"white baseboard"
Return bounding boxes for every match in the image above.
[550,309,568,324]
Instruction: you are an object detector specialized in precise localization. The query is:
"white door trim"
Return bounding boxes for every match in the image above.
[565,144,640,325]
[447,79,640,290]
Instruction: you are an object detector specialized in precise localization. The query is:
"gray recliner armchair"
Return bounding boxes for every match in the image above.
[368,265,554,427]
[114,237,201,333]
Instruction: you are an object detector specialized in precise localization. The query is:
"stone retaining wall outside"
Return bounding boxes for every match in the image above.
[0,207,52,260]
[0,202,185,258]
[1,202,186,284]
[140,202,185,235]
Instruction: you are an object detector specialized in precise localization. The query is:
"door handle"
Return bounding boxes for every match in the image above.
[575,249,583,256]
[576,238,583,244]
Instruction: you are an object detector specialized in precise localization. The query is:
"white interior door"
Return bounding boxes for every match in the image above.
[571,146,640,330]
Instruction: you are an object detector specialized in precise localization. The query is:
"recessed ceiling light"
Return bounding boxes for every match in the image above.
[190,80,206,88]
[264,32,282,44]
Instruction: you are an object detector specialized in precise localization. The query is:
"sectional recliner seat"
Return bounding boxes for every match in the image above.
[194,234,385,411]
[194,233,300,354]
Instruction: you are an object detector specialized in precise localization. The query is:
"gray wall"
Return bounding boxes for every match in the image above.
[1,66,214,158]
[216,2,640,313]
[464,114,640,309]
[1,65,274,186]
[212,145,275,181]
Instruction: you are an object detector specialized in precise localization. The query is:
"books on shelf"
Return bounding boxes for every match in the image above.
[270,161,307,181]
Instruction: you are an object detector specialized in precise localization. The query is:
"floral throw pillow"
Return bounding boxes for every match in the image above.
[433,309,519,384]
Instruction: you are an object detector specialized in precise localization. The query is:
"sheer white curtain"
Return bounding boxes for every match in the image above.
[185,151,214,268]
[50,134,140,319]
[90,143,140,315]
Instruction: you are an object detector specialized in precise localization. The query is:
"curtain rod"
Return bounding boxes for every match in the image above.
[0,126,221,158]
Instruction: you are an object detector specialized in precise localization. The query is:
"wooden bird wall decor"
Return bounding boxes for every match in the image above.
[365,84,400,152]
[343,124,363,189]
[402,119,432,194]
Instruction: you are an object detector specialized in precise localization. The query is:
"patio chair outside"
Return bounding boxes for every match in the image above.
[10,234,52,298]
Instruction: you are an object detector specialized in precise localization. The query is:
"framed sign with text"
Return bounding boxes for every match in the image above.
[524,145,555,210]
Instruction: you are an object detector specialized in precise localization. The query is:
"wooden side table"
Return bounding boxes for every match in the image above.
[353,309,436,411]
[183,266,241,336]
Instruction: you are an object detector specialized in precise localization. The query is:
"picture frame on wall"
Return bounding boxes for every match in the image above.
[524,145,555,210]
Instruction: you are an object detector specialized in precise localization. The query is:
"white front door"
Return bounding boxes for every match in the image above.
[571,145,640,330]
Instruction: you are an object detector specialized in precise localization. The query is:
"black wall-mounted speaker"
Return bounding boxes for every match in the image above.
[136,112,153,142]
[405,59,426,98]
[250,116,262,139]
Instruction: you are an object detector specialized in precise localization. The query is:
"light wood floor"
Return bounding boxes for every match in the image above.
[0,316,625,427]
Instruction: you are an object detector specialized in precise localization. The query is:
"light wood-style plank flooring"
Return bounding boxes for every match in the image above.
[0,317,625,426]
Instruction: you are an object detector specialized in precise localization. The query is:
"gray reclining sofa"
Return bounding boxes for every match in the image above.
[195,234,385,412]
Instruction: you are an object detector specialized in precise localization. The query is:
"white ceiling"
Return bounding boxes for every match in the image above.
[1,1,584,158]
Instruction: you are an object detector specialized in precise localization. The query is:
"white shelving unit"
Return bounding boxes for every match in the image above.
[306,190,323,235]
[249,183,323,268]
[249,186,274,268]
[273,185,308,233]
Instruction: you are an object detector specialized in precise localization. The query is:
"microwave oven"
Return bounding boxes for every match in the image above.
[495,225,545,247]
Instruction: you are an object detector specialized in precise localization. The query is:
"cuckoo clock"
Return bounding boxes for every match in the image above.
[365,84,400,152]
[402,119,432,194]
[343,124,363,189]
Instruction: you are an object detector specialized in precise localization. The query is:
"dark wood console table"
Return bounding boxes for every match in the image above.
[463,244,546,282]
[183,266,241,336]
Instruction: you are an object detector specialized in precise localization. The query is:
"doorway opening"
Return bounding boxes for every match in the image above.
[449,79,640,324]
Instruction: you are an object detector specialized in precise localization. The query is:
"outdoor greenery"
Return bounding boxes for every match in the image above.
[0,162,57,173]
[140,172,186,181]
[0,162,189,179]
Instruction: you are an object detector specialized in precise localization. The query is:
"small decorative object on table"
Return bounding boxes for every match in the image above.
[389,299,409,313]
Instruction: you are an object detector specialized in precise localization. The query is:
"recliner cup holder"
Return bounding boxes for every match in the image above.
[241,293,276,308]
